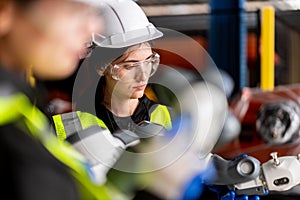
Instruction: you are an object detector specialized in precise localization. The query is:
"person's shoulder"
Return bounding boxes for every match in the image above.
[0,68,35,99]
[0,69,40,125]
[0,70,19,95]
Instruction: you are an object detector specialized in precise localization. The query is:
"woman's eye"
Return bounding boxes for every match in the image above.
[123,64,136,70]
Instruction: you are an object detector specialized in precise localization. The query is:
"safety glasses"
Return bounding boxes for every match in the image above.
[110,52,160,81]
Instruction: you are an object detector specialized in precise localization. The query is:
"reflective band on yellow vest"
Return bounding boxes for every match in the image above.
[0,93,112,200]
[53,111,108,140]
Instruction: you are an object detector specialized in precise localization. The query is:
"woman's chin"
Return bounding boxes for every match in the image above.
[131,91,144,99]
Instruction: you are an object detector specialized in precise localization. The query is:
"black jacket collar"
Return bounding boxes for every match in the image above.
[0,67,50,119]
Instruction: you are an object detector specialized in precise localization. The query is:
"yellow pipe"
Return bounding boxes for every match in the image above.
[260,6,275,91]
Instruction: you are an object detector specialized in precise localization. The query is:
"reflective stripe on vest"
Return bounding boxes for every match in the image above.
[0,93,112,200]
[150,104,172,130]
[53,111,108,140]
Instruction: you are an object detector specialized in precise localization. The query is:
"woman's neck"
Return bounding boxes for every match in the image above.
[103,91,139,117]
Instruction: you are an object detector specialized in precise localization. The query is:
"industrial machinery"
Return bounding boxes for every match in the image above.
[212,152,300,197]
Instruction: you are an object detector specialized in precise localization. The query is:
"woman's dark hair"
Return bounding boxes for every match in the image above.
[95,76,106,105]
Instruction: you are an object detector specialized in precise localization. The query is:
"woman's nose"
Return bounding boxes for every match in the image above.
[135,72,147,82]
[134,66,148,82]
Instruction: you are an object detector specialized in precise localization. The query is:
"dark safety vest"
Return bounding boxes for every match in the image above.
[0,93,114,200]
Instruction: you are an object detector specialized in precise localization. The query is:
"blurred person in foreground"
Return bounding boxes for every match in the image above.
[0,0,118,199]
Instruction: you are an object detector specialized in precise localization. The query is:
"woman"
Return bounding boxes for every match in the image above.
[90,22,174,200]
[70,0,173,136]
[0,0,113,199]
[54,1,174,199]
[53,0,172,147]
[93,42,173,134]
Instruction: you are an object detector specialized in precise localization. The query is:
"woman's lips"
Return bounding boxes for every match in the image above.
[134,84,146,90]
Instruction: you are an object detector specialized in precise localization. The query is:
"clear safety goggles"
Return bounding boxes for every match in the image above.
[110,52,160,81]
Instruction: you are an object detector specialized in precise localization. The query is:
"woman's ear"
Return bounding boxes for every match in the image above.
[0,1,14,37]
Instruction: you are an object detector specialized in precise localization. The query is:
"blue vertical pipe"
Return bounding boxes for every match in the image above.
[209,0,247,96]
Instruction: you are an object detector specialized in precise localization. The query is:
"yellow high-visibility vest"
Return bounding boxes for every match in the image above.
[52,105,172,140]
[0,93,113,200]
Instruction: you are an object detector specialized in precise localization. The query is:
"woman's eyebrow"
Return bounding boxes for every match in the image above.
[122,53,153,63]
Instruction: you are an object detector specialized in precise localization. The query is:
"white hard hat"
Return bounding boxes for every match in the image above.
[92,0,163,48]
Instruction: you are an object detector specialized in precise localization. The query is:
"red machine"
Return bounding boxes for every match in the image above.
[214,84,300,163]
